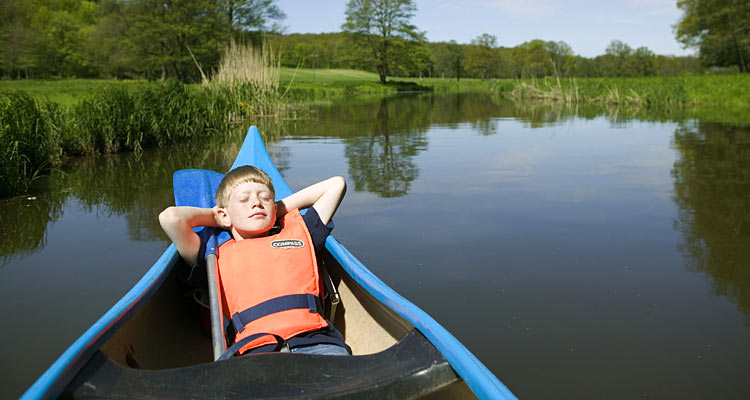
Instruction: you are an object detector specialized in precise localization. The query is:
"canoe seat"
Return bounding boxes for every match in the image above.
[63,329,461,399]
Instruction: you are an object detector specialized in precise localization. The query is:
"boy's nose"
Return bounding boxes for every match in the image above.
[250,195,264,208]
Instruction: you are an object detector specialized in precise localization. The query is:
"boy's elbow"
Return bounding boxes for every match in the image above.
[159,206,179,228]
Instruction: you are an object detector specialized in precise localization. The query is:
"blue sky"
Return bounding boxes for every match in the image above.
[274,0,693,58]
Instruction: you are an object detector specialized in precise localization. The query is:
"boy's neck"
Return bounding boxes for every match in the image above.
[231,228,270,241]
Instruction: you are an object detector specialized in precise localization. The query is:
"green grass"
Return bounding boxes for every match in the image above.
[0,79,152,106]
[0,92,63,197]
[7,72,750,108]
[497,75,750,108]
[0,81,266,197]
[281,68,380,83]
[280,68,500,95]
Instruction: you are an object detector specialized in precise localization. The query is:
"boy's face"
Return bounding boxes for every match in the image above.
[218,181,277,239]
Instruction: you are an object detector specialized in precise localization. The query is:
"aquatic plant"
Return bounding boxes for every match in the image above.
[211,40,280,96]
[65,82,234,156]
[0,92,62,197]
[502,75,750,108]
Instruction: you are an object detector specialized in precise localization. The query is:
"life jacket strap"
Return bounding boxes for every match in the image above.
[217,332,287,360]
[230,293,323,336]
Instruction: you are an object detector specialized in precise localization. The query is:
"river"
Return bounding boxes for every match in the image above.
[1,93,749,398]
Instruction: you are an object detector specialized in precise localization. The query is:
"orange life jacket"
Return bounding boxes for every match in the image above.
[217,209,328,354]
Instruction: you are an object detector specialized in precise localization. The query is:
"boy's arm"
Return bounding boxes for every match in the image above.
[277,176,346,225]
[159,206,221,266]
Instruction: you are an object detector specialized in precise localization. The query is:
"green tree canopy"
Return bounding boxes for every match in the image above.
[434,40,465,80]
[675,0,750,72]
[223,0,286,34]
[342,0,422,84]
[0,0,285,81]
[464,33,501,80]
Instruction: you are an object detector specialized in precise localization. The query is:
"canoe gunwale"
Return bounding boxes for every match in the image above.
[325,238,516,400]
[22,126,516,400]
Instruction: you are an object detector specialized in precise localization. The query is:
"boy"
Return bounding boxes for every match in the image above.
[159,166,350,356]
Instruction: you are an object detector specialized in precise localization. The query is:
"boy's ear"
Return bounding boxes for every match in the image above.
[215,207,232,228]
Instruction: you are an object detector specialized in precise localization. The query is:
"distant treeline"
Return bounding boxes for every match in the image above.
[0,0,284,82]
[1,0,706,82]
[269,33,705,79]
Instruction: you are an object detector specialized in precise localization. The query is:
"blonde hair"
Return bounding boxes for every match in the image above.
[215,165,275,207]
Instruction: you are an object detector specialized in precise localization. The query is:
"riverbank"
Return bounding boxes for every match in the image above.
[2,72,750,198]
[0,82,272,197]
[501,75,750,109]
[5,72,750,106]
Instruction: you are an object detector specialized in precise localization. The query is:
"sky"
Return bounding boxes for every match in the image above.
[274,0,694,58]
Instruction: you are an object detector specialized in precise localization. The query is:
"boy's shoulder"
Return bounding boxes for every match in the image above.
[301,208,334,252]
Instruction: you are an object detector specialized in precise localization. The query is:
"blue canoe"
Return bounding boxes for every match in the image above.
[22,126,516,399]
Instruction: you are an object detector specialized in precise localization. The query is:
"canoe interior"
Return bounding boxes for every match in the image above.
[69,249,474,399]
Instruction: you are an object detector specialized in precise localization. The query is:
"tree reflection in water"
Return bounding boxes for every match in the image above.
[344,98,428,198]
[0,125,269,266]
[672,121,750,319]
[6,93,750,319]
[0,185,65,267]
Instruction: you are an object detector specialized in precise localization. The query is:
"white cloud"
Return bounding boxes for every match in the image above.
[481,0,561,19]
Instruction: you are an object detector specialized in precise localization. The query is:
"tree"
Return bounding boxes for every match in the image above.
[544,40,573,75]
[394,40,432,78]
[122,0,228,82]
[521,40,554,77]
[0,0,35,78]
[222,0,286,35]
[675,0,750,72]
[599,40,658,77]
[86,0,135,79]
[434,40,464,80]
[342,0,422,84]
[602,40,641,76]
[632,46,657,76]
[464,33,500,79]
[0,0,100,78]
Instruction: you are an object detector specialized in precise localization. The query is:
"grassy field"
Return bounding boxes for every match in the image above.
[5,71,750,108]
[0,79,153,106]
[280,68,380,82]
[503,75,750,108]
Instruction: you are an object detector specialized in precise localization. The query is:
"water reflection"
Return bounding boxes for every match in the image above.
[343,98,428,197]
[672,121,750,318]
[0,188,65,266]
[4,93,750,398]
[0,127,261,266]
[4,92,750,295]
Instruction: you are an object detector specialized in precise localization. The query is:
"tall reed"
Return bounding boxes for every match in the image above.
[1,41,289,199]
[211,40,279,96]
[0,92,62,197]
[503,75,750,108]
[0,82,240,198]
[66,82,234,156]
